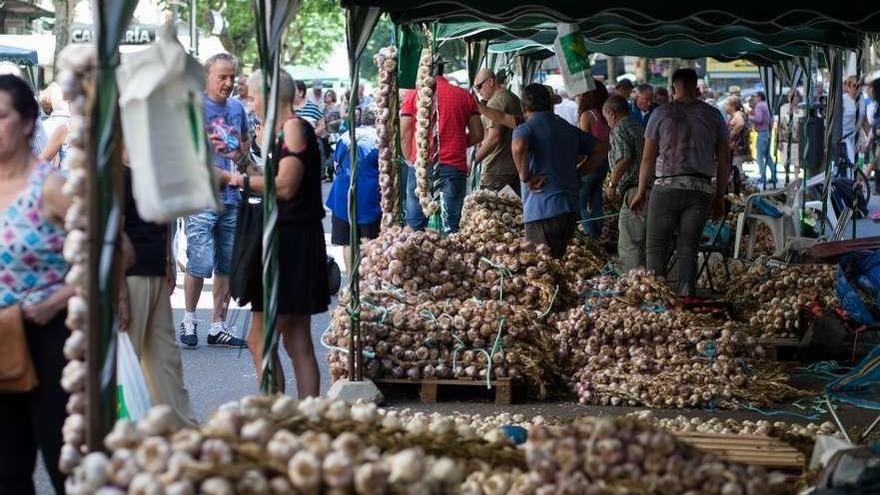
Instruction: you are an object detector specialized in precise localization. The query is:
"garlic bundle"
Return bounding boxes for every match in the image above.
[77,396,529,494]
[525,418,791,495]
[373,46,400,228]
[56,44,95,475]
[725,262,837,338]
[414,46,439,217]
[458,190,524,245]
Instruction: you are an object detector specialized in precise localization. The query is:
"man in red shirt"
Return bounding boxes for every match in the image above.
[400,62,483,233]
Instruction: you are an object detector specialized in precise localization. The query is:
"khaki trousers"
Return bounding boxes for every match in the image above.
[618,188,648,273]
[125,276,196,428]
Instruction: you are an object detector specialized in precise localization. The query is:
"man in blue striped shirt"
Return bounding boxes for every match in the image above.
[293,79,325,134]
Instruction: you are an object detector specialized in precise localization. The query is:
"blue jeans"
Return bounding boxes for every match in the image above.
[757,131,777,187]
[405,164,467,234]
[184,206,237,278]
[578,161,609,237]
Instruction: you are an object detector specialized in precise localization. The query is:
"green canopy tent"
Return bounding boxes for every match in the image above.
[0,45,39,88]
[283,64,346,86]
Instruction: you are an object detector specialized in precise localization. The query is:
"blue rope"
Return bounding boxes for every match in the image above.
[702,340,717,361]
[641,301,667,313]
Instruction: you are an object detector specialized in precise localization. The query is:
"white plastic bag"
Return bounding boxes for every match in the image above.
[116,23,220,223]
[553,23,596,96]
[116,332,151,422]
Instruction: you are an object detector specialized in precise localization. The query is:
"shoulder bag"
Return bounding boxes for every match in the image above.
[0,304,38,392]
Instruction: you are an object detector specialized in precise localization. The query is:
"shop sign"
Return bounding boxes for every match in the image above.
[70,23,157,45]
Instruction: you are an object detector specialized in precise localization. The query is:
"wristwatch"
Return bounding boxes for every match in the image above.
[243,173,250,190]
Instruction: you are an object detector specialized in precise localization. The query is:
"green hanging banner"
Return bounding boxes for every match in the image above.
[397,25,422,89]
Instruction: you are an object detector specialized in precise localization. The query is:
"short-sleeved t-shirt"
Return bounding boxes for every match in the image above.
[644,100,728,179]
[203,95,249,204]
[401,76,479,172]
[481,88,522,179]
[512,111,597,223]
[608,116,645,195]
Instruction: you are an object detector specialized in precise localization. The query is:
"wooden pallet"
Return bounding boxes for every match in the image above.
[373,377,513,405]
[674,432,806,472]
[758,337,800,361]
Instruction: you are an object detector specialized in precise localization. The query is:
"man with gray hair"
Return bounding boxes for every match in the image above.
[180,52,250,348]
[603,94,647,272]
[473,67,522,192]
[630,83,656,127]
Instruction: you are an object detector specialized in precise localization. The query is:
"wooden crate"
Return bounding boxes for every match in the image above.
[758,338,800,361]
[373,377,514,405]
[674,432,806,472]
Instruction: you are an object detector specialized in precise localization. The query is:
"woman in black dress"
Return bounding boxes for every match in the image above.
[226,69,330,398]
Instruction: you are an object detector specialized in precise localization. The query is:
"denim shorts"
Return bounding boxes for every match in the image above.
[184,206,237,278]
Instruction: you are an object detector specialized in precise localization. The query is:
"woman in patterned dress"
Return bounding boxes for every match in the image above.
[0,74,74,494]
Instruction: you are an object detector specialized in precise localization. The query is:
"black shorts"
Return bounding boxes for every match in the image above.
[331,215,381,246]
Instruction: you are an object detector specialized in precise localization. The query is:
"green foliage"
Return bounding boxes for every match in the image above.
[284,0,345,67]
[164,0,343,69]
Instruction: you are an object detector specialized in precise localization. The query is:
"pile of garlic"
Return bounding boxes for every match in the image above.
[69,396,529,495]
[549,270,806,409]
[413,46,439,218]
[627,410,840,440]
[70,397,798,495]
[325,288,559,395]
[525,417,791,495]
[725,262,838,339]
[458,190,524,246]
[56,44,95,475]
[325,226,588,395]
[373,45,399,228]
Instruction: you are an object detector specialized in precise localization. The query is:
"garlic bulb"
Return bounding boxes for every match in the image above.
[135,436,171,474]
[105,419,140,450]
[138,405,175,437]
[200,477,234,495]
[287,450,321,490]
[388,448,424,485]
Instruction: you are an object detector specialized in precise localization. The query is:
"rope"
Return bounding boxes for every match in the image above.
[702,340,717,361]
[536,285,560,319]
[731,398,827,421]
[796,361,852,380]
[320,324,376,359]
[640,301,667,313]
[577,212,620,225]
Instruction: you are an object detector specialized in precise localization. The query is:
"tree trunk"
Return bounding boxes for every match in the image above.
[52,0,77,68]
[607,55,619,82]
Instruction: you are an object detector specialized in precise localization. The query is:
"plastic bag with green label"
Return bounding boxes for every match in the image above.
[554,23,596,96]
[116,332,151,421]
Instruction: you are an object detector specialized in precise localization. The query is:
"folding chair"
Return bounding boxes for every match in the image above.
[696,221,732,293]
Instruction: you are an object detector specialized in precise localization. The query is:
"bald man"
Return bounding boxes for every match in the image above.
[473,68,522,192]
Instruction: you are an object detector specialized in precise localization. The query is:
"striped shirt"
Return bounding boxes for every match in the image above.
[295,101,324,127]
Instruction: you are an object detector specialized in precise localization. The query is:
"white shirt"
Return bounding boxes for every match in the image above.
[554,98,578,126]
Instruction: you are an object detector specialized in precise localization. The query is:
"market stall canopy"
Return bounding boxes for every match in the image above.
[0,45,39,66]
[284,64,345,84]
[343,2,878,50]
